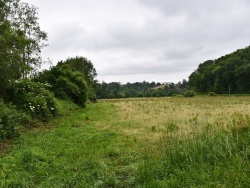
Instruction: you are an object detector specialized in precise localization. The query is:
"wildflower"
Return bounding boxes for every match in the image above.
[29,105,35,111]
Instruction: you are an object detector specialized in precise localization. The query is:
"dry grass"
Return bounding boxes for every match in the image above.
[99,96,250,141]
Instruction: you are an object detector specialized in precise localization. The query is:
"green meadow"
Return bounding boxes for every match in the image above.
[1,96,250,187]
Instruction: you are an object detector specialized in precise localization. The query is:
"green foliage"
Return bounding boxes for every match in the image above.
[58,56,97,92]
[34,64,89,106]
[189,46,250,94]
[96,80,189,99]
[137,92,144,98]
[54,99,80,117]
[0,100,21,140]
[117,92,126,98]
[0,0,47,97]
[208,92,216,96]
[88,93,97,102]
[184,90,195,97]
[5,79,57,121]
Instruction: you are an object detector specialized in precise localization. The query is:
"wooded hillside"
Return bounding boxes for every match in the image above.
[189,46,250,94]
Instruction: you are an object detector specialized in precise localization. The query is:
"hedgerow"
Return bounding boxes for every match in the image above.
[0,100,21,140]
[34,65,89,106]
[5,79,58,121]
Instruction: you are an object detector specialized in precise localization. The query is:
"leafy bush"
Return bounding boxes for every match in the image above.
[117,92,126,98]
[184,90,195,97]
[137,92,144,98]
[34,65,89,106]
[208,92,216,96]
[88,93,97,102]
[6,79,58,121]
[0,100,21,140]
[58,56,97,90]
[109,94,115,99]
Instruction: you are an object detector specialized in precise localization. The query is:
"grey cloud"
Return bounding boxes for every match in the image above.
[137,0,248,17]
[25,0,250,83]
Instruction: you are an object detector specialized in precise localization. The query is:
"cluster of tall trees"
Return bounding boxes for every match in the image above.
[0,0,47,97]
[189,46,250,94]
[1,0,100,140]
[0,0,97,106]
[2,0,250,103]
[34,56,98,105]
[96,80,188,99]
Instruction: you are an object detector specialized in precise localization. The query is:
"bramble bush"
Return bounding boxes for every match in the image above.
[5,79,58,121]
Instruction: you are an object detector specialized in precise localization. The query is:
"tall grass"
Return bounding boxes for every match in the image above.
[102,96,250,187]
[136,114,250,187]
[1,96,250,187]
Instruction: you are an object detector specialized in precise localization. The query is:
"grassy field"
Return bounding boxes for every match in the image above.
[1,96,250,187]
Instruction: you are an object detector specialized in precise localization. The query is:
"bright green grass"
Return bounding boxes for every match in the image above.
[0,103,141,187]
[1,98,250,187]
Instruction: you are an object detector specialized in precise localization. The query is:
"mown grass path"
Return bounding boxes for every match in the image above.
[1,97,250,187]
[0,103,143,187]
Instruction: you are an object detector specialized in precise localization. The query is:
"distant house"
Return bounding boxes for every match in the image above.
[151,82,174,90]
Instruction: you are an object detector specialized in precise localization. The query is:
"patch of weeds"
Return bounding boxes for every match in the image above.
[151,126,156,132]
[165,121,179,132]
[105,146,121,159]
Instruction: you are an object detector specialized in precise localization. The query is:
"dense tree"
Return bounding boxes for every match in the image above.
[189,60,215,93]
[34,63,89,106]
[57,56,97,91]
[96,81,188,99]
[0,0,47,97]
[189,46,250,94]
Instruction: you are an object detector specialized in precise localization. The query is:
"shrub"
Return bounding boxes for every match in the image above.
[5,79,58,121]
[109,94,115,99]
[0,100,21,140]
[208,92,216,96]
[184,90,195,97]
[88,92,97,102]
[117,92,126,98]
[34,65,89,106]
[137,92,144,98]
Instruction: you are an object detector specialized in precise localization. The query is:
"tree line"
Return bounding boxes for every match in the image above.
[1,0,250,141]
[96,80,189,99]
[0,0,47,97]
[189,46,250,94]
[0,0,97,106]
[0,0,97,140]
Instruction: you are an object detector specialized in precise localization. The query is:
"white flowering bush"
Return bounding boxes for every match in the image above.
[6,79,58,121]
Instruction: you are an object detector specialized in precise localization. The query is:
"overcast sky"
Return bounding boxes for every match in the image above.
[23,0,250,83]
